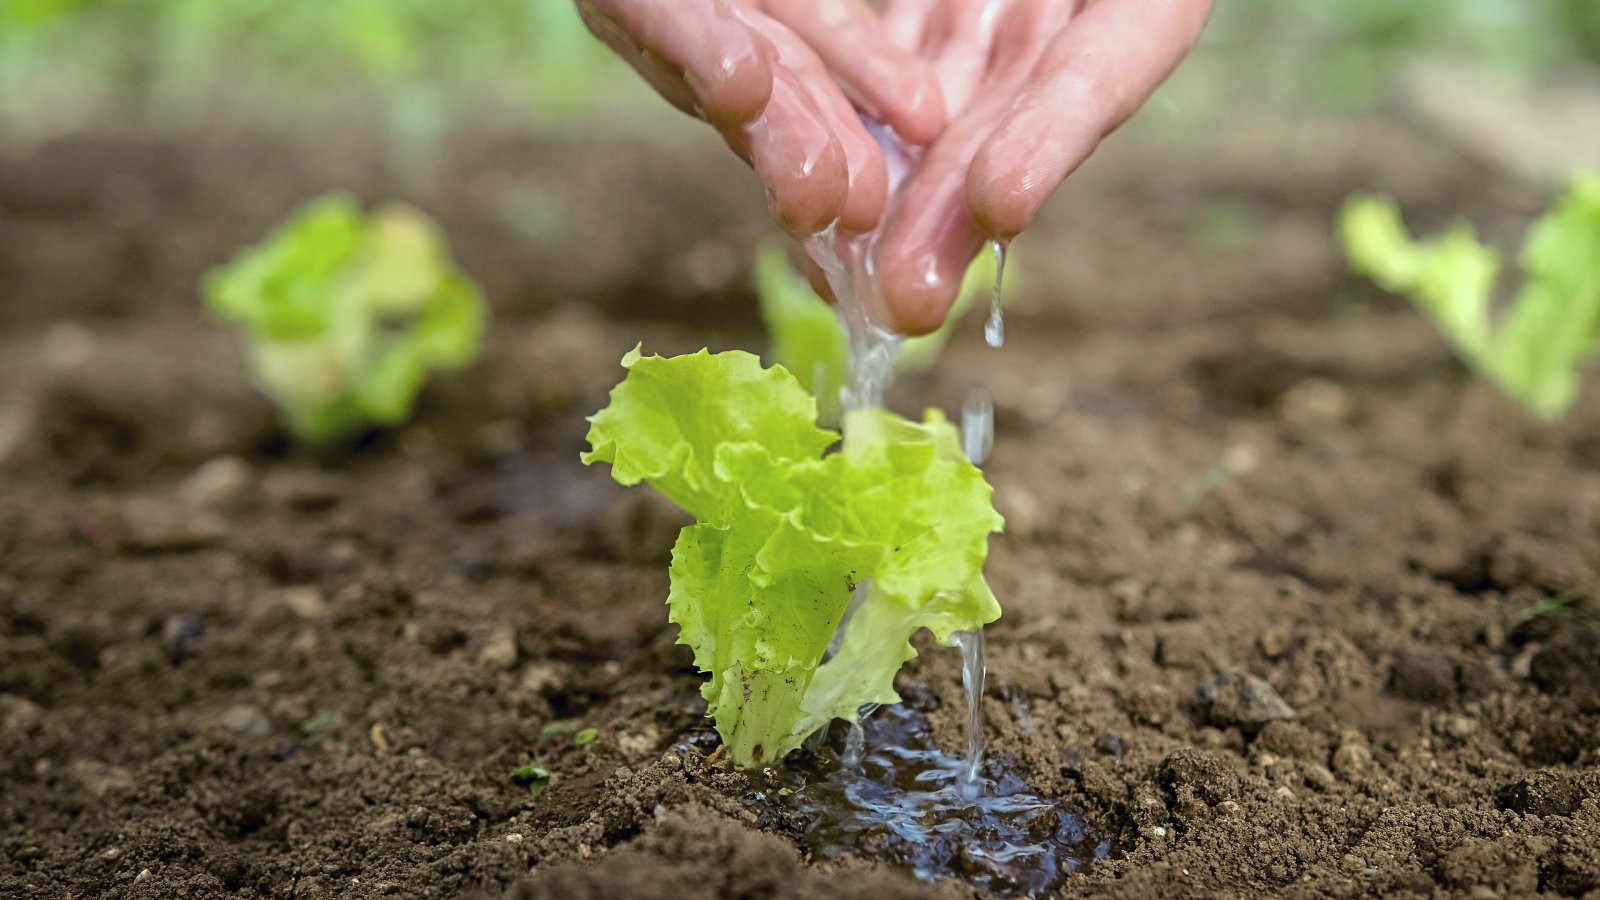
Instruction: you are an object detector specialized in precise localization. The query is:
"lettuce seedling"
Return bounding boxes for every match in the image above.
[1341,173,1600,418]
[205,194,485,443]
[755,242,1000,423]
[582,348,1003,767]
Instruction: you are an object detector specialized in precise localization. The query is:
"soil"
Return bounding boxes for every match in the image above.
[2,113,1597,899]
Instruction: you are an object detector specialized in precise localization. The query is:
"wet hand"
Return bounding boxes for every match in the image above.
[869,0,1213,334]
[574,0,946,234]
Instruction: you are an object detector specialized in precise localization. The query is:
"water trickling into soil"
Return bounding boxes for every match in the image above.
[954,629,986,798]
[755,704,1107,897]
[797,123,1031,877]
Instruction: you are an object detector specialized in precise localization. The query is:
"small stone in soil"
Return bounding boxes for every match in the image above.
[178,456,253,510]
[161,616,206,663]
[1331,741,1374,777]
[479,626,518,670]
[279,586,328,620]
[1092,734,1126,758]
[219,704,273,737]
[1194,672,1296,728]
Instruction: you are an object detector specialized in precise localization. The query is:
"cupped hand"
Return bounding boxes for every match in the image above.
[868,0,1213,334]
[577,0,1212,336]
[574,0,946,235]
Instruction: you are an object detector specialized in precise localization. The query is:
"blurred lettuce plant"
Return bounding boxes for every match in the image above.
[205,195,485,443]
[1340,172,1600,418]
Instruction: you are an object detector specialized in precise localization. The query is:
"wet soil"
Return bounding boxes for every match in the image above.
[2,115,1597,898]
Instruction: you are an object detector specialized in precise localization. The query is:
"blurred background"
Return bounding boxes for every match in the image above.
[3,0,1599,446]
[4,0,1598,316]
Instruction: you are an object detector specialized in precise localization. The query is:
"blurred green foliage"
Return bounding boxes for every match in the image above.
[0,0,627,131]
[205,195,486,443]
[1180,0,1598,112]
[5,0,1597,135]
[1341,173,1600,419]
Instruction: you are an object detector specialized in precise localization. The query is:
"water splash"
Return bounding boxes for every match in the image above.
[985,239,1008,348]
[757,704,1107,897]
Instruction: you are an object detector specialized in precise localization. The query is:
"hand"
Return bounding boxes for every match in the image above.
[574,0,946,235]
[867,0,1213,334]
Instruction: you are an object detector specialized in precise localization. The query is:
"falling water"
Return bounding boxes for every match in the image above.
[804,118,998,809]
[961,385,994,466]
[985,239,1008,348]
[954,629,986,799]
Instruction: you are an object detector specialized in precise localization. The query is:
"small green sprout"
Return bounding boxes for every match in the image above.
[1515,592,1587,626]
[204,194,486,443]
[573,727,598,746]
[510,763,551,798]
[300,711,337,738]
[1340,173,1600,419]
[537,720,574,746]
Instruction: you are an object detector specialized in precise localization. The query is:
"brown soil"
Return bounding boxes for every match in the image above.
[2,115,1597,899]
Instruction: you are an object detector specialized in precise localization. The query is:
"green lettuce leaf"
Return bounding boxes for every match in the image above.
[204,195,486,443]
[583,348,1003,766]
[1340,172,1600,418]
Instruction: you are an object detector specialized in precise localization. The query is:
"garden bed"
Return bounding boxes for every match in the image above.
[2,116,1597,898]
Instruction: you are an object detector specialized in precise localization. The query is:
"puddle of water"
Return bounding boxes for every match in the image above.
[754,704,1107,897]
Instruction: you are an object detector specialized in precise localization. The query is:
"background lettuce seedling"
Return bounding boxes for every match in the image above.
[205,194,486,443]
[756,242,1001,423]
[583,348,1003,767]
[1340,172,1600,419]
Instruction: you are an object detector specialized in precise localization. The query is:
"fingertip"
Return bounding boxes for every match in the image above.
[887,65,947,146]
[966,143,1034,240]
[764,136,849,237]
[689,37,775,126]
[875,257,962,336]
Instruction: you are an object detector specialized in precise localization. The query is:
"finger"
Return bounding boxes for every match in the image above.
[869,121,993,335]
[576,5,701,116]
[875,0,930,51]
[967,0,1213,238]
[869,1,1073,334]
[922,0,1016,116]
[759,0,946,144]
[739,9,889,232]
[577,0,774,126]
[722,66,852,236]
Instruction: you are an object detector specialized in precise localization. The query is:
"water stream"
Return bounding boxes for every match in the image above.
[954,628,986,799]
[985,239,1008,348]
[784,121,1097,893]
